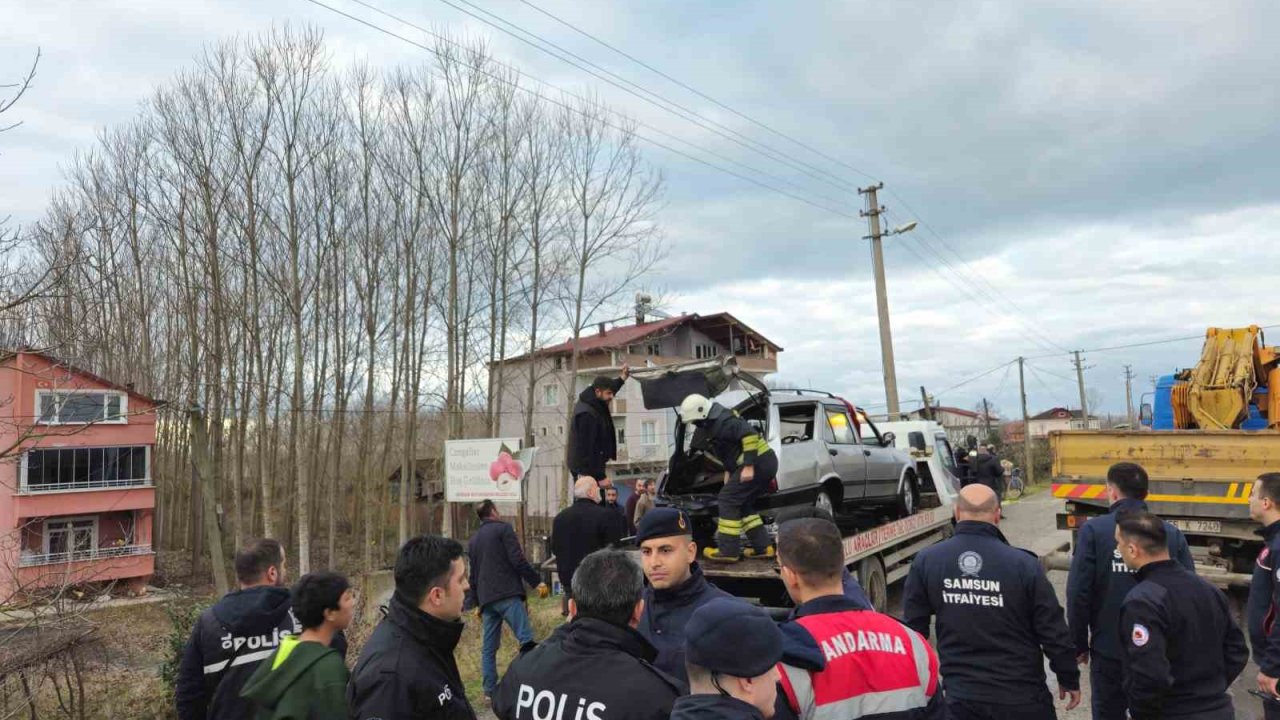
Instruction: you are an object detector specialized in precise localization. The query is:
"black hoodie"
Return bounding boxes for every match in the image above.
[176,586,302,720]
[569,381,623,481]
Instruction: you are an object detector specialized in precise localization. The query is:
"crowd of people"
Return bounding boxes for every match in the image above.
[168,365,1280,720]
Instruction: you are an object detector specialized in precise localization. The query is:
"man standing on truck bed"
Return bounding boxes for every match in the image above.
[678,393,776,563]
[1066,462,1194,720]
[569,366,629,491]
[634,507,733,683]
[904,484,1081,719]
[1247,472,1280,719]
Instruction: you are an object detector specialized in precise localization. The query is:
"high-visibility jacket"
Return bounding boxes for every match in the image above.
[777,596,944,720]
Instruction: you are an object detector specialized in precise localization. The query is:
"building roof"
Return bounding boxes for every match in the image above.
[0,349,159,403]
[1030,407,1095,421]
[509,312,783,361]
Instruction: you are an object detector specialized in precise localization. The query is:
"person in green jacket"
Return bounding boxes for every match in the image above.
[241,571,354,720]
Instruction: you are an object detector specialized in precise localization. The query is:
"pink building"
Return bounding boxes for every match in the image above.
[0,351,157,600]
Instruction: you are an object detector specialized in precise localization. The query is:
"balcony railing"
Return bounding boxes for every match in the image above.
[19,477,152,494]
[19,544,154,568]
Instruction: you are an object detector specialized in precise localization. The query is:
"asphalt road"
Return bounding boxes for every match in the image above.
[904,489,1268,720]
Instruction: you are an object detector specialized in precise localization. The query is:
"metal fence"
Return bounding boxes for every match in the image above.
[19,477,152,494]
[19,544,154,568]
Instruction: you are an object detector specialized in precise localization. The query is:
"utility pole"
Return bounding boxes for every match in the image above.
[1123,365,1136,426]
[1018,357,1033,486]
[920,386,933,421]
[1073,350,1090,424]
[860,182,903,416]
[981,398,993,444]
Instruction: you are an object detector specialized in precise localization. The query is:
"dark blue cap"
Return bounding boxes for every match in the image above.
[685,598,783,678]
[635,507,692,544]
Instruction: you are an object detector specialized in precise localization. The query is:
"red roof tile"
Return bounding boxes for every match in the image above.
[537,316,687,356]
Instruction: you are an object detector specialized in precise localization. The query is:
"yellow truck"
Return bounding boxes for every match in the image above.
[1051,429,1280,588]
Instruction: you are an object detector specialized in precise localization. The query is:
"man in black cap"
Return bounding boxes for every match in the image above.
[494,549,683,720]
[569,366,630,490]
[635,507,733,683]
[671,598,783,720]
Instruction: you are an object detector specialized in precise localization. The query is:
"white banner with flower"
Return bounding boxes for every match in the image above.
[444,437,536,503]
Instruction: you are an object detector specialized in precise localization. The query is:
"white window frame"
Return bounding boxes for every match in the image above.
[19,445,152,492]
[542,383,560,407]
[43,515,99,556]
[641,420,658,446]
[36,390,129,425]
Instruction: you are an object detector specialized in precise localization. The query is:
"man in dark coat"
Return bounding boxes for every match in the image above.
[465,500,549,702]
[971,446,1005,498]
[494,550,684,720]
[176,539,300,720]
[904,484,1081,719]
[624,479,646,535]
[1066,462,1194,720]
[348,535,477,720]
[1247,472,1280,719]
[1116,511,1247,719]
[551,478,625,607]
[634,508,733,683]
[568,367,629,489]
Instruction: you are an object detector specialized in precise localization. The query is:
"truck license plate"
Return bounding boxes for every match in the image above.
[1171,519,1222,534]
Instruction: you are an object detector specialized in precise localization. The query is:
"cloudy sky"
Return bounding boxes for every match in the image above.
[5,0,1279,419]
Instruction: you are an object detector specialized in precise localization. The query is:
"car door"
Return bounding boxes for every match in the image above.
[855,413,902,499]
[822,403,868,500]
[774,401,832,495]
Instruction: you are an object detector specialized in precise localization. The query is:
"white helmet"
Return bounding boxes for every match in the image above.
[680,393,711,422]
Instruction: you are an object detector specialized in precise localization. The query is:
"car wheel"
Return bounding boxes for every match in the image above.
[858,556,888,613]
[895,474,917,518]
[815,489,836,517]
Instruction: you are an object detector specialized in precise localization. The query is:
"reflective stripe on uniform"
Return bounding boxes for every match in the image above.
[743,515,765,531]
[202,648,276,676]
[716,518,743,536]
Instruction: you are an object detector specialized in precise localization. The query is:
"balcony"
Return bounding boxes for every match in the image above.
[20,543,153,568]
[20,476,152,494]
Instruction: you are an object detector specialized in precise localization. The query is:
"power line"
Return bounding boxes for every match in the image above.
[1024,323,1280,360]
[300,0,861,220]
[368,0,863,200]
[510,0,881,185]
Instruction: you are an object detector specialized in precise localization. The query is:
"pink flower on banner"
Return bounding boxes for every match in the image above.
[489,451,524,488]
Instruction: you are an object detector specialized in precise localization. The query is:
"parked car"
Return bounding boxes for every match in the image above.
[631,358,921,541]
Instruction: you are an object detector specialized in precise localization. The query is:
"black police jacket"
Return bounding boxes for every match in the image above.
[1066,497,1194,660]
[551,498,624,593]
[569,382,622,480]
[969,455,1004,493]
[175,585,301,720]
[493,617,684,720]
[466,518,543,610]
[1248,520,1280,677]
[636,562,732,683]
[347,592,476,720]
[1119,559,1248,719]
[903,520,1079,705]
[671,695,764,720]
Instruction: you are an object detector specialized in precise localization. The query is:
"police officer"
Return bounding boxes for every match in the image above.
[904,484,1080,719]
[1066,462,1194,720]
[1247,472,1280,718]
[1116,510,1247,719]
[671,599,784,720]
[775,518,944,720]
[494,550,683,720]
[679,393,776,562]
[635,507,733,683]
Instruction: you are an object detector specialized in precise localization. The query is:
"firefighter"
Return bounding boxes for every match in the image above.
[1065,462,1193,720]
[1248,472,1280,719]
[1115,510,1247,719]
[678,393,776,563]
[903,484,1081,719]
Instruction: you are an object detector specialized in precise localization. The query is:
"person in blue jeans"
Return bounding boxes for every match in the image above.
[465,499,549,703]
